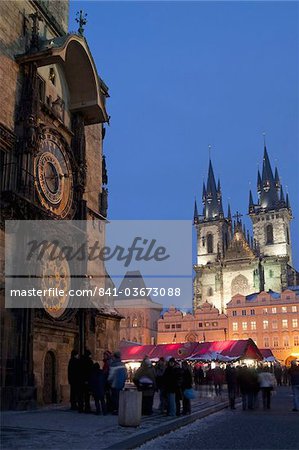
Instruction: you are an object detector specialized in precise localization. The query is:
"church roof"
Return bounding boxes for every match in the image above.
[224,220,256,261]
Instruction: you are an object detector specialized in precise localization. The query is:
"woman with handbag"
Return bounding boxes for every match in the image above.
[133,357,156,415]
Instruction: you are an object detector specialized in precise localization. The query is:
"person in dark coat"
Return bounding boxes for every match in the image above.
[225,364,238,410]
[289,359,299,411]
[78,349,94,413]
[133,358,156,415]
[155,357,167,413]
[174,362,184,416]
[237,365,258,410]
[89,363,107,415]
[212,365,225,397]
[68,350,80,410]
[274,365,282,386]
[102,350,112,412]
[163,357,179,416]
[182,361,193,415]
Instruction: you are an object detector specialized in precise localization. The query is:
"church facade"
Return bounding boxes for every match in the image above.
[193,146,297,313]
[0,0,121,409]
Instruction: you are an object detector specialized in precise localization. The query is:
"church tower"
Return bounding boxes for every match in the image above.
[249,145,294,290]
[249,146,292,263]
[193,158,232,311]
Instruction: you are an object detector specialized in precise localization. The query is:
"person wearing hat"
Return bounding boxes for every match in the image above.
[108,351,127,414]
[289,359,299,412]
[133,357,156,415]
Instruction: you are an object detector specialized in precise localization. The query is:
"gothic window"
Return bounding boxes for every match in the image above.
[269,269,273,278]
[265,224,274,245]
[207,287,213,297]
[126,317,130,327]
[207,233,213,254]
[132,317,138,328]
[231,275,249,296]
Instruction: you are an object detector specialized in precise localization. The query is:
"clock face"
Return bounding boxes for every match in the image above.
[35,132,73,218]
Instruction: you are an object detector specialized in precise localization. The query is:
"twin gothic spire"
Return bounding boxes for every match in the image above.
[193,144,291,224]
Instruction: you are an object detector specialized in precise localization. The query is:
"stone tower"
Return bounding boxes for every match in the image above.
[193,159,232,311]
[249,145,294,290]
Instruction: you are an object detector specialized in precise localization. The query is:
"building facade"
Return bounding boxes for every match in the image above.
[158,290,299,365]
[115,271,163,345]
[193,147,297,313]
[158,301,228,344]
[0,0,121,409]
[226,289,299,364]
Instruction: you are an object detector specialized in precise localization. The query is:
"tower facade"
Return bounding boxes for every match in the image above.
[193,146,298,313]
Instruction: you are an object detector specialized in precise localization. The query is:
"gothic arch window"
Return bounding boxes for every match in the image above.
[208,287,213,297]
[132,316,138,328]
[265,224,274,245]
[126,317,130,327]
[231,275,249,296]
[207,233,214,254]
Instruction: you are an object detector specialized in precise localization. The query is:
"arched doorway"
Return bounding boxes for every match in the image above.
[43,351,57,404]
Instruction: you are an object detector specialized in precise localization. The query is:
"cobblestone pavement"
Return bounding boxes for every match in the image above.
[1,389,224,449]
[139,386,299,450]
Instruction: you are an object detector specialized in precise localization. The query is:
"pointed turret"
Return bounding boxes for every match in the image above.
[202,181,206,204]
[274,167,280,191]
[249,190,254,213]
[286,193,291,209]
[259,146,280,209]
[280,185,285,203]
[193,199,199,224]
[257,170,262,194]
[202,159,224,220]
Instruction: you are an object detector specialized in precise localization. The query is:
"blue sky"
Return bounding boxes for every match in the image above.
[70,1,299,269]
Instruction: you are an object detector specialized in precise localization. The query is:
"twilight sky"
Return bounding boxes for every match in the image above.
[70,1,299,270]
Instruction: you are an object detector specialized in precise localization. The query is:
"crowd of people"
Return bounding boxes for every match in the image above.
[68,349,127,415]
[68,350,299,416]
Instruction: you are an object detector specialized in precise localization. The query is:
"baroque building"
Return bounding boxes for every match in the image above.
[193,146,298,313]
[0,1,121,409]
[115,271,163,345]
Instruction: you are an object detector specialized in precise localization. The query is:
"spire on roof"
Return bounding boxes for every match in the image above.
[202,157,224,220]
[249,190,254,213]
[257,170,262,194]
[280,185,285,203]
[202,181,206,203]
[274,167,280,191]
[193,199,199,224]
[286,193,291,209]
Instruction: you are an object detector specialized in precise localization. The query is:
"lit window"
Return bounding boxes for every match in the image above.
[294,336,299,346]
[242,322,247,330]
[264,337,269,347]
[232,311,237,317]
[263,308,268,314]
[232,322,238,331]
[250,309,255,315]
[292,319,298,328]
[132,317,138,327]
[242,310,246,316]
[212,322,218,327]
[204,322,210,327]
[251,321,256,330]
[272,320,278,329]
[282,319,288,329]
[283,336,289,347]
[292,306,297,313]
[282,306,287,313]
[263,320,269,330]
[272,307,277,314]
[273,337,279,347]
